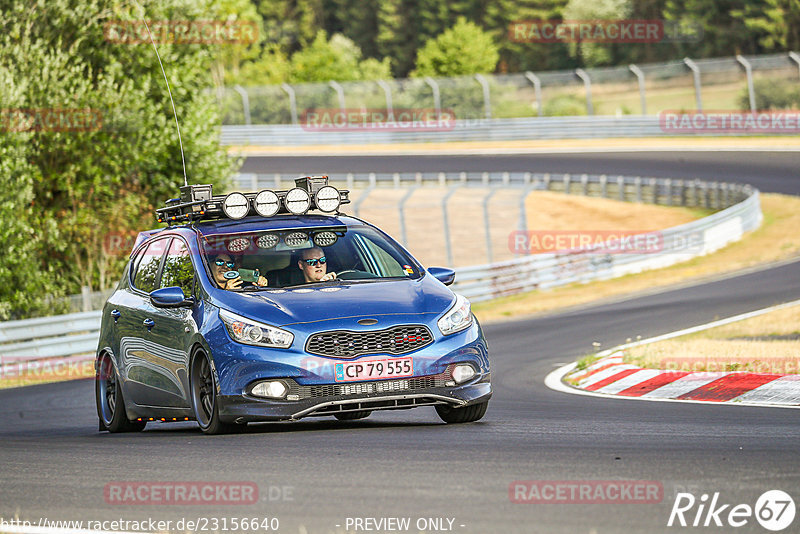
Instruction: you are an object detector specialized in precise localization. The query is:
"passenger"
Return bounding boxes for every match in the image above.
[298,247,336,283]
[212,253,268,290]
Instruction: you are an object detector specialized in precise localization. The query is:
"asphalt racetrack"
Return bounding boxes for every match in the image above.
[1,151,798,533]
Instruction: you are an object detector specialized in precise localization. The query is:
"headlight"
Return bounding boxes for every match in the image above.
[219,309,293,348]
[437,294,473,336]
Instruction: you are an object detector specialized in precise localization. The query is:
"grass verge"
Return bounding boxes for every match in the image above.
[623,302,800,374]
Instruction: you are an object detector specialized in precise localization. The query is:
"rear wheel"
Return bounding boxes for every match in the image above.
[190,350,237,435]
[96,353,146,433]
[435,401,488,424]
[334,410,371,421]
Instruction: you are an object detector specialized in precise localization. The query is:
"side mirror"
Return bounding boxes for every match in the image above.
[150,287,193,308]
[428,267,455,286]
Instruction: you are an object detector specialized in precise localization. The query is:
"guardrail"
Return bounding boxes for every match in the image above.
[0,173,761,371]
[221,115,759,146]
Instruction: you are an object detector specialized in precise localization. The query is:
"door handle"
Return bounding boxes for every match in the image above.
[143,318,155,331]
[110,309,121,323]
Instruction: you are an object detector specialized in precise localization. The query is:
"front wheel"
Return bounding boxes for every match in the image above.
[190,350,237,435]
[96,353,146,433]
[435,401,488,424]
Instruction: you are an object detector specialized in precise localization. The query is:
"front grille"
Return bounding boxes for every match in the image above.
[305,325,433,359]
[288,374,450,400]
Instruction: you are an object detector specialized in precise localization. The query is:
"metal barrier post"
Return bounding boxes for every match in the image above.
[233,85,251,125]
[442,187,460,267]
[600,174,608,198]
[736,55,757,112]
[482,188,500,263]
[475,74,492,119]
[524,72,543,117]
[790,52,800,78]
[575,69,594,115]
[329,81,346,115]
[353,186,374,218]
[424,77,442,119]
[377,80,394,118]
[629,64,647,115]
[518,185,535,232]
[683,58,703,111]
[617,176,625,201]
[398,186,418,246]
[280,83,298,125]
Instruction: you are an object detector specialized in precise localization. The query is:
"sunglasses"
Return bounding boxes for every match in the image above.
[303,256,326,267]
[215,259,236,269]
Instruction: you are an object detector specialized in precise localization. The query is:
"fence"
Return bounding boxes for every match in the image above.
[0,171,761,372]
[218,52,800,126]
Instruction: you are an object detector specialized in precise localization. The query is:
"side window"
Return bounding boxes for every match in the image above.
[132,239,168,293]
[160,238,195,297]
[353,234,405,277]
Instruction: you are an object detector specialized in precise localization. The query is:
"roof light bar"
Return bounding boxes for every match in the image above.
[284,187,311,215]
[254,190,280,217]
[155,175,349,225]
[222,192,250,220]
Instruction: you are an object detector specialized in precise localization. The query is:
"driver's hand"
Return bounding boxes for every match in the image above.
[224,277,243,290]
[256,275,269,287]
[321,272,337,281]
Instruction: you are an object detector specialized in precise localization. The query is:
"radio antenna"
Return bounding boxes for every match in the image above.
[133,0,188,187]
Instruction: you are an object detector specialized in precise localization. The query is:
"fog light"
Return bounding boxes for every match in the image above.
[452,364,476,384]
[251,381,288,399]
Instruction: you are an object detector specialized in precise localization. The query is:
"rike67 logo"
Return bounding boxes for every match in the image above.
[668,490,796,531]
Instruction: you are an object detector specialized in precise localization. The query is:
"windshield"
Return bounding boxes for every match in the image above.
[199,225,422,290]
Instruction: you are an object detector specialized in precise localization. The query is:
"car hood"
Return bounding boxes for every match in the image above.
[209,275,456,328]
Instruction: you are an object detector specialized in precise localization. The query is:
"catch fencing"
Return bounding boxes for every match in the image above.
[218,52,800,134]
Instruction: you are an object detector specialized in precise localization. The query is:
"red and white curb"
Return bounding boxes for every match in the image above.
[545,299,800,409]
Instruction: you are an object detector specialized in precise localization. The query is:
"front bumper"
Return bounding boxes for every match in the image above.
[217,372,491,423]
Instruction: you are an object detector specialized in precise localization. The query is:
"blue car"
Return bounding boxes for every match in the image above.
[95,178,491,434]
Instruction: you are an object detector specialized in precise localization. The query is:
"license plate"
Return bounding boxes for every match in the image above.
[334,357,413,382]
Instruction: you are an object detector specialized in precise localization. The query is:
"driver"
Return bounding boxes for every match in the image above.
[212,253,268,290]
[298,247,336,283]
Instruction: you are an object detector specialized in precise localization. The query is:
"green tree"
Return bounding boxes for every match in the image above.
[412,17,500,77]
[732,0,800,51]
[0,0,235,319]
[290,30,391,82]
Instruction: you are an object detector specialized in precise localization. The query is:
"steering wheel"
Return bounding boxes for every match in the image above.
[335,269,379,280]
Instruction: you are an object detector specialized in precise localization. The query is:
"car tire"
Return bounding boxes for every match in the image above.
[96,353,146,433]
[190,349,237,435]
[435,401,488,424]
[334,410,371,421]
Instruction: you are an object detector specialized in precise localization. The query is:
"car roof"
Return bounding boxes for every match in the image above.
[193,213,363,236]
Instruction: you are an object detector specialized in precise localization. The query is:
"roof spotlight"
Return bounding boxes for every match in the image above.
[284,187,311,215]
[222,192,250,220]
[314,186,341,213]
[254,190,280,217]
